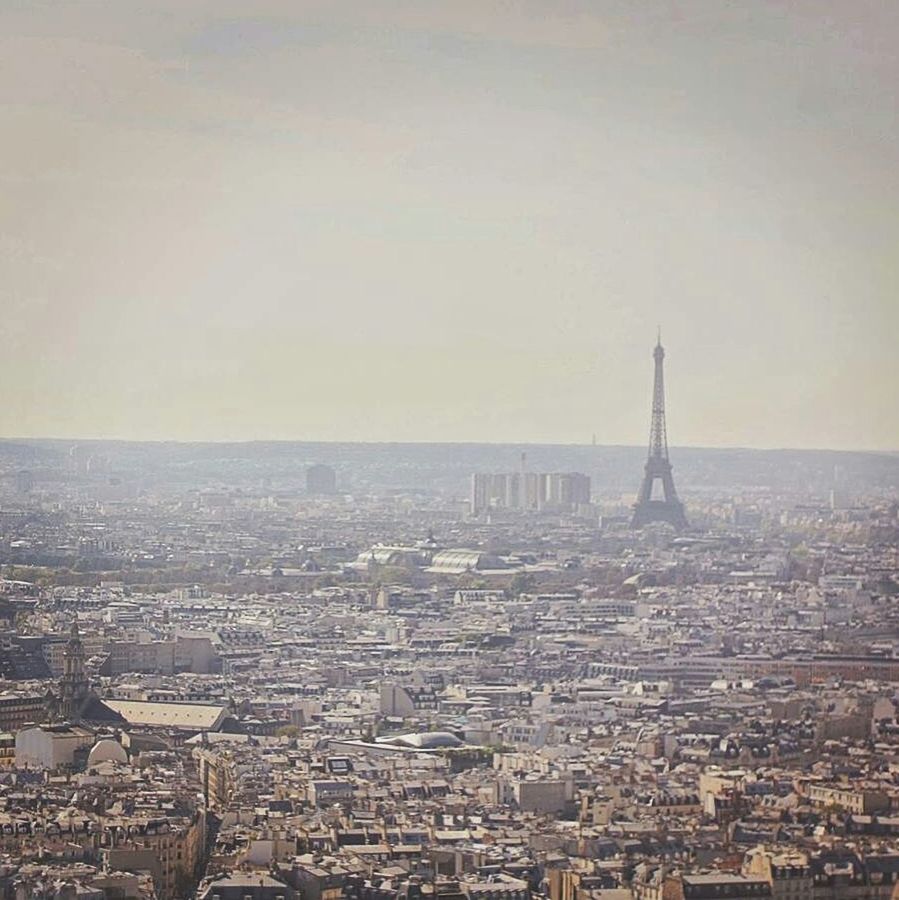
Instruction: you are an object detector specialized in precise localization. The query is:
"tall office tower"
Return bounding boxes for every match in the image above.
[631,334,688,529]
[471,470,590,513]
[553,472,591,507]
[470,473,488,515]
[306,464,337,495]
[471,472,514,514]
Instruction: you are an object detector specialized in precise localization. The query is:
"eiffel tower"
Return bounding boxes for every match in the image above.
[631,333,688,529]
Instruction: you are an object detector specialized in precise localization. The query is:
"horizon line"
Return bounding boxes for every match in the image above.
[0,435,896,457]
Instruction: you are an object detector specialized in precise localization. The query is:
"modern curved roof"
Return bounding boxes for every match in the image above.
[392,731,463,749]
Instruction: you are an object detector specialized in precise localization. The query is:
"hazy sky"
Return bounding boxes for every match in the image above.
[2,1,897,450]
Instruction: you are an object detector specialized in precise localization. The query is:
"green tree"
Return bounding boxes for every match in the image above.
[508,572,536,598]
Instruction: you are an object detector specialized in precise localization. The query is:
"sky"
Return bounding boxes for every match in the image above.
[1,1,897,450]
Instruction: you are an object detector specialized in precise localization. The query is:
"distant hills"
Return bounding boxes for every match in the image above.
[0,439,896,497]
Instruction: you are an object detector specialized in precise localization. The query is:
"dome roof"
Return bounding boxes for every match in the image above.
[87,739,128,767]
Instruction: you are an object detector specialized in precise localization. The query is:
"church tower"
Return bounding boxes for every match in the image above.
[59,617,89,722]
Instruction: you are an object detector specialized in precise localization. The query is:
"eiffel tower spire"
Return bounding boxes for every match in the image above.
[631,334,688,529]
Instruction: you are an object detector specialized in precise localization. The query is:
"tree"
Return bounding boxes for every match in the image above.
[508,572,536,598]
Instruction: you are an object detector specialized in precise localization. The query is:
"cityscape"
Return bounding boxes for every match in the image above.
[2,2,898,900]
[0,335,897,899]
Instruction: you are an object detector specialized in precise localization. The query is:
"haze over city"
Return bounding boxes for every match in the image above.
[3,1,898,450]
[3,5,899,900]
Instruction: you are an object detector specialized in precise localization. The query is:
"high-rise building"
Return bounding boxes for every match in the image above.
[470,470,590,515]
[306,463,337,495]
